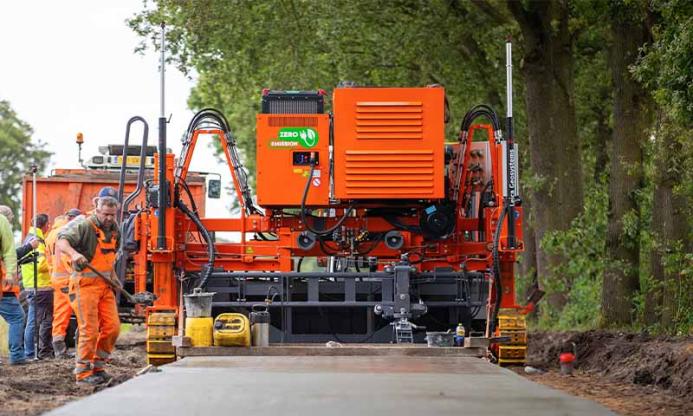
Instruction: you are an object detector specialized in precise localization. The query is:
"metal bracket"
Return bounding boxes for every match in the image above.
[393,318,414,344]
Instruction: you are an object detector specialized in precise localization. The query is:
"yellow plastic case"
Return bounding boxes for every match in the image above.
[213,313,251,347]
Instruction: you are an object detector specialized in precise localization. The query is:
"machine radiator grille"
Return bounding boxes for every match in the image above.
[265,100,321,114]
[343,150,435,196]
[333,87,445,200]
[355,101,423,140]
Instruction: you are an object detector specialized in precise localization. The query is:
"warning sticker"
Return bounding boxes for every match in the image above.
[312,177,321,187]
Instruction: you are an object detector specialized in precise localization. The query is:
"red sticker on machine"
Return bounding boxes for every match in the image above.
[312,177,321,187]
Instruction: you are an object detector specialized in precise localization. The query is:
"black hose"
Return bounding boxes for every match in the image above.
[178,179,199,216]
[477,180,494,241]
[356,233,386,255]
[451,105,501,207]
[118,116,149,224]
[178,201,215,290]
[456,104,505,328]
[459,105,501,132]
[383,215,421,234]
[179,108,261,216]
[490,204,508,334]
[301,161,354,236]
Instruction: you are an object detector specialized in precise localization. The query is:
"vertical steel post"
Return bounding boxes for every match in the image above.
[505,39,517,249]
[31,164,38,359]
[157,22,167,250]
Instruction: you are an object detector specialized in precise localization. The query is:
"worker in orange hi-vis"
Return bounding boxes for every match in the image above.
[56,195,120,386]
[46,208,81,358]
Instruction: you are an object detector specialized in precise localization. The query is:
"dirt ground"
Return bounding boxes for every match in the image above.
[0,326,147,416]
[1,328,690,415]
[516,331,693,416]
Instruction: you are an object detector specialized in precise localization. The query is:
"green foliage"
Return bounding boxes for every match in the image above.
[635,0,693,126]
[539,183,608,330]
[636,239,693,335]
[574,32,612,184]
[0,100,51,227]
[661,242,693,334]
[129,0,522,176]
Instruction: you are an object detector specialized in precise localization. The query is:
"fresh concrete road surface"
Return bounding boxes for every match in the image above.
[48,356,614,416]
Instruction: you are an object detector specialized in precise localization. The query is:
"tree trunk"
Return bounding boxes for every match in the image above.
[593,98,612,184]
[645,117,688,329]
[519,183,538,295]
[507,0,583,310]
[601,9,651,326]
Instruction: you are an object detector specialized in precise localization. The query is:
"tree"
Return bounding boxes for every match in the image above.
[130,0,520,179]
[600,1,653,327]
[635,0,693,332]
[505,0,584,310]
[645,116,691,331]
[0,100,51,227]
[635,0,693,125]
[130,1,693,332]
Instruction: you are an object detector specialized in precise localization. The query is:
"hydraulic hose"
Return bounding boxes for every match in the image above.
[459,104,501,133]
[178,179,199,216]
[178,200,215,290]
[453,105,502,205]
[300,159,354,236]
[490,204,508,334]
[178,108,261,216]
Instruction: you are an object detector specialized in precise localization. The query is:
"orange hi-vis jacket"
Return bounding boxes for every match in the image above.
[46,217,73,341]
[69,217,120,381]
[45,217,70,285]
[79,219,117,275]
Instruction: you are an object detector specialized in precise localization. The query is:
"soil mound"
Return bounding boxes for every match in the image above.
[527,330,692,399]
[0,326,147,416]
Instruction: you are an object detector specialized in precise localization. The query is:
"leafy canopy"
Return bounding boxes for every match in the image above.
[0,100,51,227]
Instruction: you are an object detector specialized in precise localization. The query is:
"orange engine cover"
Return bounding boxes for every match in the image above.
[256,114,330,207]
[332,87,445,200]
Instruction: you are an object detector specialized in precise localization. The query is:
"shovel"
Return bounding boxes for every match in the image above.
[82,263,156,306]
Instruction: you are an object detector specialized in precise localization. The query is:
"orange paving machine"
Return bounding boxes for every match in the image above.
[115,78,542,366]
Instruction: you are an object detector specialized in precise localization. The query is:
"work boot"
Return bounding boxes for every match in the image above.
[93,371,113,383]
[53,340,73,359]
[76,374,106,386]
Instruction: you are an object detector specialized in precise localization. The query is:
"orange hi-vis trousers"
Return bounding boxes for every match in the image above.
[69,217,120,381]
[69,274,120,381]
[51,273,72,342]
[47,218,73,342]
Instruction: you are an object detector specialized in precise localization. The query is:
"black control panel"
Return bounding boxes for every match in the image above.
[293,152,319,166]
